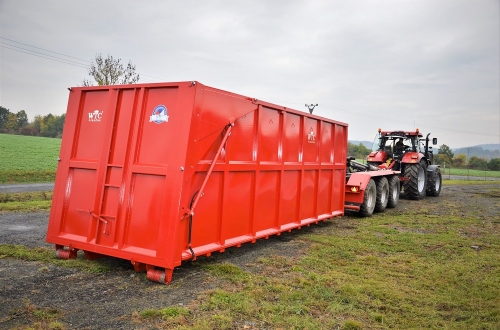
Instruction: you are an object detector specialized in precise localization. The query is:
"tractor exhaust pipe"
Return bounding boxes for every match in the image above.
[351,160,379,172]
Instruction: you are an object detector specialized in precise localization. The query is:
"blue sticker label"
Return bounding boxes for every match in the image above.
[149,105,169,124]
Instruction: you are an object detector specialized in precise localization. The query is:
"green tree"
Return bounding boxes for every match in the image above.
[39,113,65,137]
[438,144,454,164]
[32,115,44,135]
[453,154,467,168]
[468,156,488,170]
[83,53,140,86]
[4,112,19,131]
[0,106,10,129]
[434,154,451,167]
[16,110,29,128]
[488,158,500,171]
[348,142,371,159]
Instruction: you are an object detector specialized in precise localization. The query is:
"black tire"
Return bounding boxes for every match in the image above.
[359,179,376,217]
[387,175,400,208]
[402,161,427,200]
[426,168,442,197]
[375,177,389,212]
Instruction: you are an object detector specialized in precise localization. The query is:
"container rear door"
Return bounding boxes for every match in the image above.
[51,88,136,247]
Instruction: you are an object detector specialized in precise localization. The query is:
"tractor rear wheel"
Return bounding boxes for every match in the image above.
[387,175,400,208]
[426,168,442,197]
[403,161,427,200]
[359,179,376,217]
[375,177,389,212]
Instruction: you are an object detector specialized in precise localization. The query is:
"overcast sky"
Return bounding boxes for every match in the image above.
[1,0,499,148]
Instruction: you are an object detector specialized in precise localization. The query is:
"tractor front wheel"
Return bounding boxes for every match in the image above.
[359,179,376,217]
[403,161,427,200]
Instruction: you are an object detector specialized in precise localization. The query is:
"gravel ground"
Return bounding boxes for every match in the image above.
[0,183,499,329]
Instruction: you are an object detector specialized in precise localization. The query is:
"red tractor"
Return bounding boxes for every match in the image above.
[366,128,442,200]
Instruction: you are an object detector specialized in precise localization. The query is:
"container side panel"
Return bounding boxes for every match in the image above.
[221,172,253,242]
[254,171,279,232]
[299,170,317,220]
[109,89,135,165]
[226,112,254,162]
[283,113,301,162]
[190,172,223,247]
[303,118,319,163]
[334,124,347,164]
[75,91,109,160]
[258,107,280,162]
[320,122,333,163]
[317,169,333,215]
[124,174,165,252]
[61,169,96,239]
[200,131,224,162]
[137,87,179,165]
[279,171,300,226]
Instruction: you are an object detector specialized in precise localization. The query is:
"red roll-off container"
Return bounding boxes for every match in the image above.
[46,81,348,283]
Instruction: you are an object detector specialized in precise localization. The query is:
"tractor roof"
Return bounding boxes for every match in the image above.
[380,130,423,138]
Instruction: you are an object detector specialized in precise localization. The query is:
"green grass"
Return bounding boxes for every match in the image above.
[139,188,500,329]
[0,191,53,212]
[0,133,60,183]
[442,167,500,178]
[357,158,500,178]
[0,244,110,273]
[443,180,500,186]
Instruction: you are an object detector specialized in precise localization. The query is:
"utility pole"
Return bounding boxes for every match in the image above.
[467,148,470,181]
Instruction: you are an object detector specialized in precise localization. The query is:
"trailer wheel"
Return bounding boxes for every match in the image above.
[359,179,376,217]
[426,167,442,197]
[402,160,427,200]
[387,175,400,208]
[375,177,389,212]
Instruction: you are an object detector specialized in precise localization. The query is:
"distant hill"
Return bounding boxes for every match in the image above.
[349,140,372,150]
[452,144,500,160]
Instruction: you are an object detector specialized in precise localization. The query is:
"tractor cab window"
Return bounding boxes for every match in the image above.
[393,137,411,153]
[371,133,383,151]
[418,139,426,153]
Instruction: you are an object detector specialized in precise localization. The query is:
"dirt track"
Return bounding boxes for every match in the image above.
[0,183,499,329]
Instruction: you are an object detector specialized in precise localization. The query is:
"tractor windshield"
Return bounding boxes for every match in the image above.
[371,133,382,151]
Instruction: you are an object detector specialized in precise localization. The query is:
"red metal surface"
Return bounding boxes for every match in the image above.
[46,81,348,283]
[344,171,399,206]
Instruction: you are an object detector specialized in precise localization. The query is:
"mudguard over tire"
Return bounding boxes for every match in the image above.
[375,177,389,212]
[426,167,442,197]
[387,175,400,208]
[403,161,427,200]
[359,179,376,217]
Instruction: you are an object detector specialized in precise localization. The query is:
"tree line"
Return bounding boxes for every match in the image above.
[0,106,65,138]
[436,144,500,171]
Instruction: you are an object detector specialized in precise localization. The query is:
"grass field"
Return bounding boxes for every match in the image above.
[0,134,60,183]
[442,167,500,178]
[357,159,500,178]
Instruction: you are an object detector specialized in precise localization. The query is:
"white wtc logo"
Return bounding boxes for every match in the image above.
[308,128,316,143]
[89,110,103,122]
